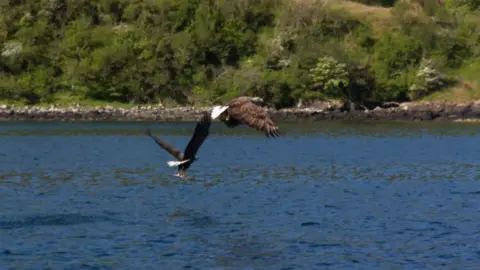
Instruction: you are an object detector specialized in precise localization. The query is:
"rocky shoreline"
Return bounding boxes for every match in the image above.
[1,101,480,122]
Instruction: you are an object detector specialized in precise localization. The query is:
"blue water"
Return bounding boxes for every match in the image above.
[1,121,480,269]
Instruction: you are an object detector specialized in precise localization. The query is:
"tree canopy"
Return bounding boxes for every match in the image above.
[0,0,479,108]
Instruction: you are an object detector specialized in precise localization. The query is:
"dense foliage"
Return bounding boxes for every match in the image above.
[0,0,479,107]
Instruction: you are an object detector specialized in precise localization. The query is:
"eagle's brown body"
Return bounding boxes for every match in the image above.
[211,97,281,138]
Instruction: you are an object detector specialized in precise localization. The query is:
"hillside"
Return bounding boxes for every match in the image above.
[0,0,479,108]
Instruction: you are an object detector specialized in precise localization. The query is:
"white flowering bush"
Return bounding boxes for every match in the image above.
[408,58,450,100]
[309,56,350,98]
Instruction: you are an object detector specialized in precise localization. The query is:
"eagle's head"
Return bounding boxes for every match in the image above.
[248,97,264,106]
[211,105,229,119]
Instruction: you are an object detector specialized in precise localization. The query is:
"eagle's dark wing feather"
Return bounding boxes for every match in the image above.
[227,100,280,138]
[146,128,184,160]
[183,112,212,160]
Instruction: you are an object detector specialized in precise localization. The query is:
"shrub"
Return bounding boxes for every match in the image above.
[371,32,423,101]
[309,56,350,99]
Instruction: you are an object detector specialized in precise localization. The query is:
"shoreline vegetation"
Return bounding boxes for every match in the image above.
[1,0,480,118]
[2,100,480,122]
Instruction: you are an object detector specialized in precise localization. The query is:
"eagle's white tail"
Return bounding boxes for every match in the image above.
[211,105,229,119]
[167,159,190,167]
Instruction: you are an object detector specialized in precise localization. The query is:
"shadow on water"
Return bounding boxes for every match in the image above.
[1,121,480,269]
[0,214,114,230]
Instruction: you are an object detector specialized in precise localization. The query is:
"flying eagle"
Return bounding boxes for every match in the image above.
[210,96,281,138]
[145,112,212,178]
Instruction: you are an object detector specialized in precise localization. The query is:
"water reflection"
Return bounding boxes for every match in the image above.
[1,120,480,137]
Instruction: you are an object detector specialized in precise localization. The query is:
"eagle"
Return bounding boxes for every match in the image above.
[210,96,281,138]
[145,111,212,179]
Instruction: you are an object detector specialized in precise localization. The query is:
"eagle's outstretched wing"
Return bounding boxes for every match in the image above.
[146,128,184,160]
[183,112,212,160]
[227,98,280,138]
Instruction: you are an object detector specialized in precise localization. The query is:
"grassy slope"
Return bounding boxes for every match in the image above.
[331,0,480,103]
[327,0,398,38]
[420,61,480,103]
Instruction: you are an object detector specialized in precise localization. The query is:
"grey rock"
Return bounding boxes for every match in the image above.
[1,101,480,122]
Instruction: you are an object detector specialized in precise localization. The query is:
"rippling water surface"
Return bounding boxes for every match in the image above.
[1,121,480,269]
